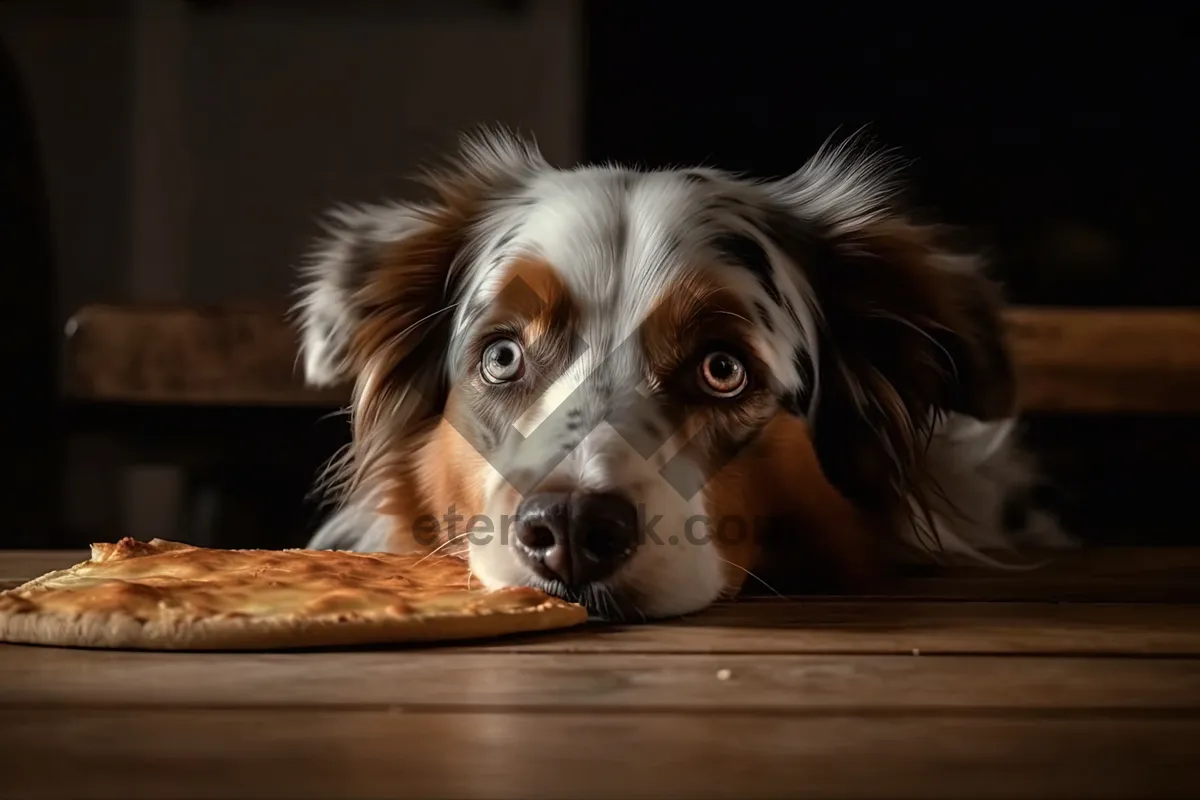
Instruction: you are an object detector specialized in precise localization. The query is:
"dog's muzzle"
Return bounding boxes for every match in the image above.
[512,490,640,587]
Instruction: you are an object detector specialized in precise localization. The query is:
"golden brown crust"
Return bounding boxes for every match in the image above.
[0,538,587,651]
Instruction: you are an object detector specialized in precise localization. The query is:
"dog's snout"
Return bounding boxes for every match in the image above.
[514,491,638,586]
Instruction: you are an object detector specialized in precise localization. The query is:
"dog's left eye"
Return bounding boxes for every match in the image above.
[481,337,525,383]
[699,351,747,397]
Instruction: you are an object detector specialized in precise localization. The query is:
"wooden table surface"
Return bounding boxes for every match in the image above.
[3,548,1200,799]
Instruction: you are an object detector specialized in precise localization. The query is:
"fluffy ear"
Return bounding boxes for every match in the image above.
[763,147,1017,520]
[291,128,544,492]
[295,202,454,390]
[294,128,544,389]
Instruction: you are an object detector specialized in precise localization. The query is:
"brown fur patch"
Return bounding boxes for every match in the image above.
[333,158,530,547]
[454,256,580,450]
[640,270,758,381]
[852,218,1017,420]
[372,395,495,556]
[639,269,778,455]
[378,257,579,553]
[475,256,575,350]
[704,413,884,594]
[410,395,492,552]
[634,268,886,594]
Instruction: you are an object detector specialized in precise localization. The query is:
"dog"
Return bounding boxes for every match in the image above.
[293,127,1072,621]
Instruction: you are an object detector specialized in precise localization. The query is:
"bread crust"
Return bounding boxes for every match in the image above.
[0,538,587,651]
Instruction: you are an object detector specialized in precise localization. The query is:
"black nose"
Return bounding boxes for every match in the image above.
[513,491,639,586]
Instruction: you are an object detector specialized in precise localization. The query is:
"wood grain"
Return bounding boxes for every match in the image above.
[61,304,1200,412]
[1007,307,1200,413]
[4,548,1200,799]
[467,601,1200,656]
[880,546,1200,603]
[4,708,1198,799]
[3,648,1198,712]
[0,551,85,589]
[62,305,347,407]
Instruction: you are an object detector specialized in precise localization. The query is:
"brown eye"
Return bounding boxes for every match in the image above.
[699,351,747,398]
[481,337,525,383]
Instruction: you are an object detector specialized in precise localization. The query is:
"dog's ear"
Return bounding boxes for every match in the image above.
[763,148,1017,519]
[292,128,544,493]
[295,202,453,391]
[295,128,543,386]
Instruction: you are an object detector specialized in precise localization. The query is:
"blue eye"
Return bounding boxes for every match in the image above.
[481,337,525,383]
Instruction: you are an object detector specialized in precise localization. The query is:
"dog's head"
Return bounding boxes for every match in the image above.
[296,129,1017,619]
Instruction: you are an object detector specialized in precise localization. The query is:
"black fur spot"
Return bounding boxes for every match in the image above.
[781,297,802,327]
[495,225,520,250]
[781,392,803,416]
[792,348,813,386]
[664,231,685,257]
[712,232,783,306]
[781,348,815,416]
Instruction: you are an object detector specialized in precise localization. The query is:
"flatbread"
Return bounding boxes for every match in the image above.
[0,538,588,651]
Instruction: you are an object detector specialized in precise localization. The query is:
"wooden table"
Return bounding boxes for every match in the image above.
[4,548,1200,799]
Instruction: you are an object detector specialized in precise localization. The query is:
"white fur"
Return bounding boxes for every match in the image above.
[900,413,1075,563]
[295,128,1071,620]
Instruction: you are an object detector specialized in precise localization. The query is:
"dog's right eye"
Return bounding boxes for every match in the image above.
[481,337,525,383]
[698,350,748,398]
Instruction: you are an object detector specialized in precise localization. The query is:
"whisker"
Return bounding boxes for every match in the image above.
[597,584,623,623]
[589,585,603,618]
[392,302,462,344]
[866,309,959,383]
[712,309,754,326]
[716,556,787,599]
[315,407,351,425]
[368,302,464,381]
[630,599,648,623]
[590,584,605,615]
[602,588,617,621]
[413,532,471,566]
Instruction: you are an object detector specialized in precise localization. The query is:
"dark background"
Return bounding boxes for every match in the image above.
[2,1,1196,550]
[586,3,1197,307]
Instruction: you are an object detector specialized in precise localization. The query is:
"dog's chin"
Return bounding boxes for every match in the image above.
[467,542,727,623]
[523,576,640,623]
[467,551,641,622]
